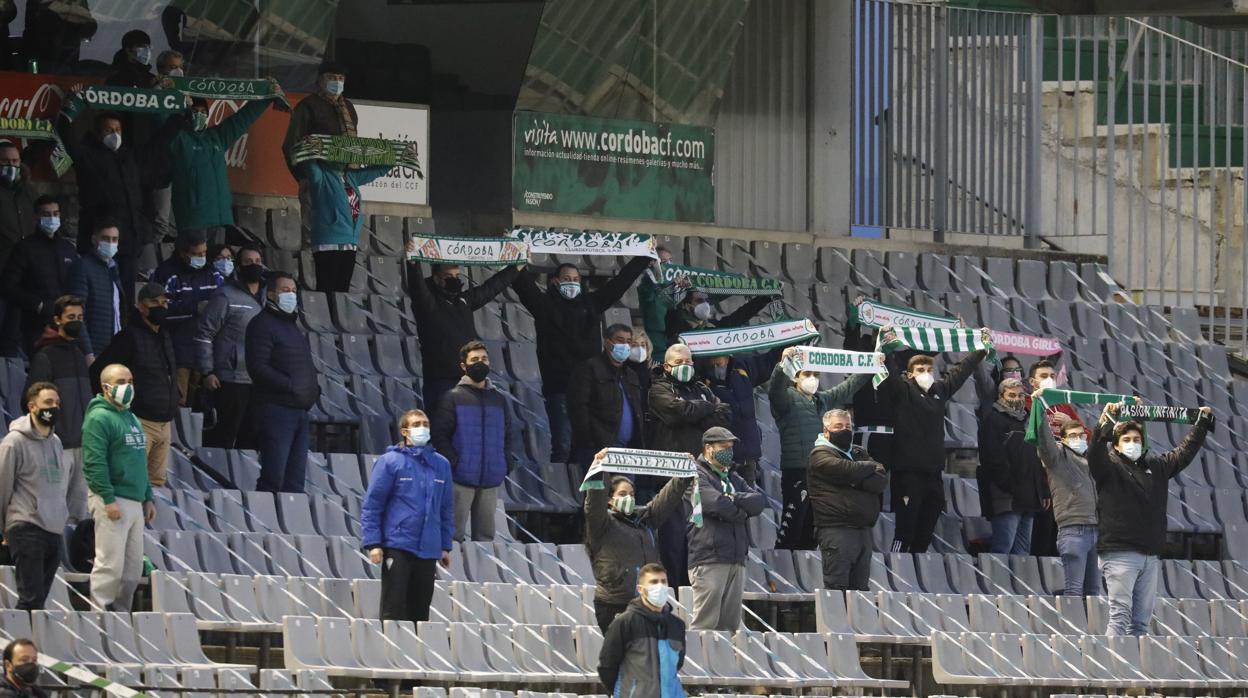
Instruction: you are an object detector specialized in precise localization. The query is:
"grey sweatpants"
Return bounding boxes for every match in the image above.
[689,562,745,631]
[88,494,144,611]
[453,484,498,542]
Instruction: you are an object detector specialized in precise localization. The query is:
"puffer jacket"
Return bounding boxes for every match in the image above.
[66,251,122,357]
[245,304,321,410]
[585,475,689,605]
[645,369,731,457]
[360,443,454,559]
[769,362,870,470]
[26,329,92,449]
[685,456,766,568]
[194,280,264,384]
[597,597,686,698]
[431,377,511,488]
[808,437,887,529]
[699,351,776,462]
[152,254,224,368]
[92,308,179,423]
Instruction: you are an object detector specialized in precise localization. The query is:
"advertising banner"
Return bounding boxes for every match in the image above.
[513,110,714,223]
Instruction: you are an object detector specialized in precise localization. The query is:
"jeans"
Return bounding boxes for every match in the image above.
[990,511,1035,555]
[6,523,61,610]
[1056,525,1100,596]
[1101,550,1160,636]
[255,402,310,493]
[203,382,252,449]
[544,392,571,463]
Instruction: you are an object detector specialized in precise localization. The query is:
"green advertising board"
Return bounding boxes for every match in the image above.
[512,111,715,223]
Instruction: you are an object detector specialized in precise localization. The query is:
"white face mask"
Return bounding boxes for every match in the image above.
[188,255,207,270]
[914,372,935,391]
[102,132,122,151]
[643,583,669,608]
[798,376,820,395]
[1065,437,1088,455]
[1038,376,1057,390]
[1118,442,1143,461]
[558,282,581,300]
[628,346,647,364]
[166,67,184,77]
[406,426,430,446]
[693,301,712,321]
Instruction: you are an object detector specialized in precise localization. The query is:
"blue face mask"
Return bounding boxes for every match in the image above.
[214,258,234,277]
[276,291,297,314]
[609,343,630,362]
[97,241,118,260]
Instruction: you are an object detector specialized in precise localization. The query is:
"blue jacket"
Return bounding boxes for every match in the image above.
[698,350,778,462]
[66,252,122,357]
[299,161,391,248]
[432,377,511,488]
[151,255,224,368]
[244,304,321,410]
[360,443,454,559]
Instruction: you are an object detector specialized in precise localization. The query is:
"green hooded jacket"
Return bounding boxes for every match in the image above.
[81,395,152,504]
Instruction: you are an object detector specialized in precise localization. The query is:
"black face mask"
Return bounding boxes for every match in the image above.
[441,276,463,294]
[146,306,168,325]
[36,406,59,427]
[465,361,490,383]
[61,320,83,339]
[238,263,265,285]
[11,662,39,685]
[829,429,853,451]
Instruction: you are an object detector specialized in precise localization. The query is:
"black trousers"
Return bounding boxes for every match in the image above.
[594,599,629,633]
[7,523,61,610]
[379,549,438,623]
[655,512,688,589]
[314,250,357,293]
[776,469,815,550]
[890,470,945,553]
[204,382,252,449]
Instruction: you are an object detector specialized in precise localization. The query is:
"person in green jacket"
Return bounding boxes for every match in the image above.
[82,363,154,612]
[769,346,871,550]
[638,246,685,358]
[168,80,286,237]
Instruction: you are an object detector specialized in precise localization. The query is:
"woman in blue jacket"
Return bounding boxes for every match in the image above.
[361,408,454,623]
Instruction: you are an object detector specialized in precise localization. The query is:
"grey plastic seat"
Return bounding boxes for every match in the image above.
[197,531,239,573]
[493,543,538,584]
[321,616,405,678]
[934,593,973,633]
[296,535,337,578]
[1021,633,1085,686]
[32,610,93,665]
[515,585,554,625]
[1007,555,1046,596]
[548,584,592,626]
[733,630,800,685]
[327,453,366,495]
[312,494,355,537]
[1198,636,1248,682]
[1037,557,1066,596]
[814,589,852,634]
[133,612,182,665]
[1153,597,1190,635]
[1048,260,1079,301]
[512,624,583,681]
[760,548,804,595]
[987,633,1032,684]
[1027,595,1075,635]
[817,246,852,285]
[264,533,305,576]
[478,622,528,680]
[227,532,271,576]
[319,577,356,618]
[876,591,921,640]
[220,573,273,627]
[151,570,192,615]
[918,253,956,292]
[1096,635,1151,685]
[254,575,294,623]
[1016,259,1051,299]
[186,571,233,629]
[845,590,891,642]
[555,545,594,586]
[885,552,920,592]
[781,242,815,283]
[350,618,406,677]
[995,595,1037,634]
[946,554,983,594]
[482,582,522,625]
[931,631,993,685]
[1165,559,1203,599]
[977,553,1017,595]
[168,612,230,667]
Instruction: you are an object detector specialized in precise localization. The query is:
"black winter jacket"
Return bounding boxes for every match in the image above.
[92,309,179,423]
[1089,412,1211,555]
[512,256,651,396]
[978,403,1049,516]
[585,474,688,604]
[686,456,766,567]
[406,261,518,381]
[0,167,36,268]
[875,349,986,474]
[568,352,644,457]
[699,351,776,462]
[664,294,773,347]
[645,369,731,457]
[2,229,78,350]
[808,440,888,529]
[597,597,686,697]
[0,676,48,698]
[66,252,122,357]
[26,330,91,448]
[245,305,321,410]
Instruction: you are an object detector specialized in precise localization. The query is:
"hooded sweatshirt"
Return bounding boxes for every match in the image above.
[1034,423,1098,528]
[81,395,152,505]
[597,596,687,698]
[0,415,88,534]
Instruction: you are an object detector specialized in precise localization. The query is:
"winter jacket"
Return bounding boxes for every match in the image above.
[66,251,122,356]
[585,475,688,605]
[92,309,179,423]
[512,256,651,396]
[81,394,152,505]
[769,362,871,471]
[432,377,511,488]
[685,456,766,568]
[645,369,731,457]
[1034,422,1098,528]
[0,166,36,268]
[0,676,49,698]
[104,54,156,87]
[1088,412,1211,556]
[406,261,519,381]
[282,92,358,174]
[808,437,887,529]
[0,415,87,535]
[875,350,986,474]
[568,352,645,459]
[663,294,773,347]
[2,229,78,351]
[977,402,1048,516]
[360,443,454,559]
[245,304,321,410]
[638,272,677,357]
[597,596,686,698]
[299,161,390,248]
[26,330,92,449]
[194,280,263,384]
[151,255,224,367]
[169,100,269,232]
[699,351,776,462]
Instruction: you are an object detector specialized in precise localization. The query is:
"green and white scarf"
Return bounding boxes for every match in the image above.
[61,85,188,121]
[582,448,703,527]
[290,134,423,174]
[41,654,153,697]
[783,345,884,378]
[0,117,71,176]
[509,227,657,259]
[850,298,961,330]
[655,261,783,297]
[873,326,996,387]
[167,75,289,109]
[408,235,528,266]
[1024,389,1134,444]
[1120,403,1212,430]
[680,319,820,357]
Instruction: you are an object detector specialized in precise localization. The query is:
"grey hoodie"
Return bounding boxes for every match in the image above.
[0,415,88,535]
[1034,423,1097,528]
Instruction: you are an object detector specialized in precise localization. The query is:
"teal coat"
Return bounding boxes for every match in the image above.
[169,100,270,232]
[301,161,392,247]
[768,362,870,470]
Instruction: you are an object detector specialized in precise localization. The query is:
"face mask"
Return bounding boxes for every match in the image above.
[440,276,463,294]
[465,361,491,383]
[102,132,122,151]
[558,282,581,300]
[693,301,712,321]
[1003,369,1023,381]
[276,291,298,314]
[324,79,344,96]
[1005,399,1025,412]
[238,263,265,285]
[166,67,184,77]
[11,662,39,686]
[1038,376,1057,390]
[407,426,431,446]
[712,365,728,382]
[628,346,647,364]
[36,406,59,426]
[214,258,234,277]
[61,320,83,339]
[712,447,734,467]
[611,494,635,515]
[914,372,935,391]
[0,165,18,184]
[799,376,820,395]
[97,241,118,260]
[191,111,208,132]
[668,364,693,383]
[134,46,152,65]
[108,383,135,409]
[643,583,669,608]
[1118,442,1143,462]
[829,429,853,451]
[1066,437,1088,455]
[609,343,630,362]
[39,216,59,235]
[188,255,207,270]
[146,305,168,325]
